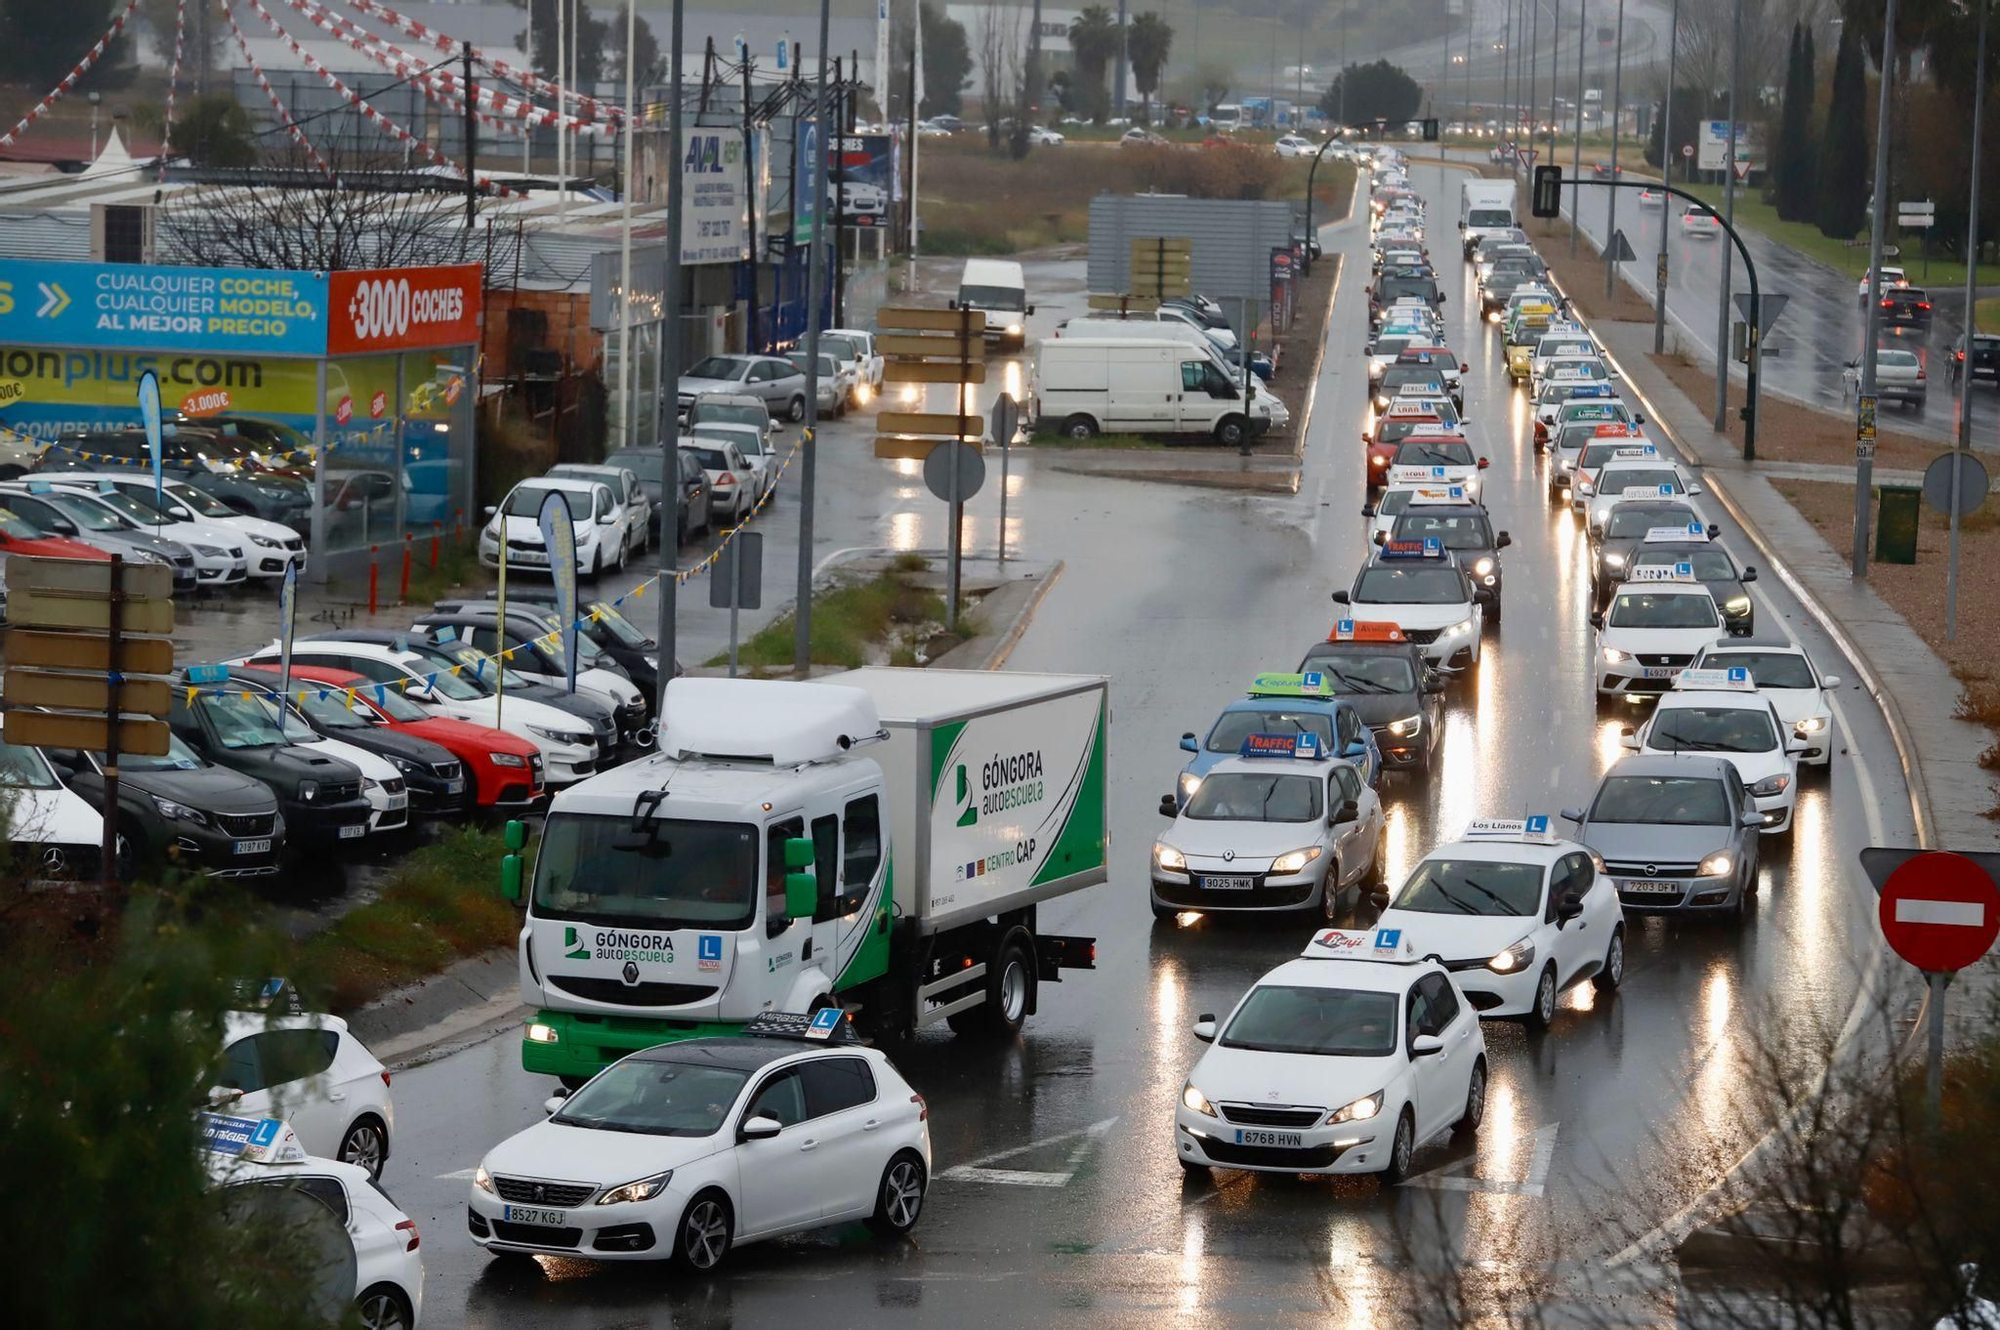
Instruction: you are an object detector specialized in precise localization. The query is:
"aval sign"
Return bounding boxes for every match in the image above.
[681,128,751,265]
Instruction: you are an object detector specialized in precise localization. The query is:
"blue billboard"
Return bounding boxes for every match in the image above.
[0,258,329,356]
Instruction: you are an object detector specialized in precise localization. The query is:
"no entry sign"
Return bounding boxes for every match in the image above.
[1877,850,2000,973]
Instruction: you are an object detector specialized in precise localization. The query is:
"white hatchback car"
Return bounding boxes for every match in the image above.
[1624,668,1809,832]
[680,440,758,521]
[1372,818,1625,1025]
[469,1015,931,1270]
[1175,928,1487,1182]
[208,1011,397,1178]
[202,1116,423,1329]
[689,422,777,504]
[1591,577,1727,701]
[1690,636,1840,770]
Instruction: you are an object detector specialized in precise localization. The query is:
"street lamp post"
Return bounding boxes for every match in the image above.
[1603,0,1625,298]
[1654,0,1679,353]
[1948,0,1987,639]
[1853,0,1900,577]
[1570,0,1585,255]
[794,0,835,672]
[653,0,686,706]
[1713,0,1744,433]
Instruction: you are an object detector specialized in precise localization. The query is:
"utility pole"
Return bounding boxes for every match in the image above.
[655,0,686,710]
[1654,0,1678,353]
[1527,0,1540,160]
[794,0,834,674]
[617,1,637,449]
[464,50,478,228]
[742,57,758,350]
[524,5,534,174]
[557,0,569,220]
[1115,0,1129,118]
[832,58,847,328]
[1570,0,1584,255]
[1545,0,1561,166]
[1714,0,1743,432]
[1603,0,1624,298]
[1948,0,1988,640]
[1854,0,1900,577]
[1029,0,1043,124]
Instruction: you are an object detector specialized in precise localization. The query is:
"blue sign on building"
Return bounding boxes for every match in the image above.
[0,258,329,356]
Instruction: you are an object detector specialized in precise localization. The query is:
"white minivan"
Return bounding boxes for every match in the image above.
[953,258,1033,349]
[1032,338,1276,446]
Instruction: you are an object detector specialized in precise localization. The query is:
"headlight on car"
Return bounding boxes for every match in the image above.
[1154,843,1187,873]
[1444,617,1474,638]
[150,795,211,827]
[1724,596,1752,616]
[1386,714,1423,738]
[1270,846,1323,875]
[1487,938,1536,973]
[363,778,382,794]
[1698,852,1734,877]
[1327,1090,1383,1124]
[1796,715,1828,734]
[492,752,527,767]
[1748,773,1791,798]
[1601,646,1631,664]
[1472,556,1495,577]
[1178,771,1202,801]
[528,724,590,746]
[297,779,319,802]
[192,544,227,558]
[1602,552,1626,569]
[596,1171,673,1205]
[249,533,280,548]
[526,1023,560,1043]
[1181,1082,1218,1117]
[473,1164,496,1194]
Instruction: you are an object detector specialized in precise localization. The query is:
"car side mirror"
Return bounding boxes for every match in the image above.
[1633,414,1645,425]
[1345,741,1368,759]
[1179,732,1199,753]
[1159,794,1179,817]
[1026,304,1037,315]
[1559,806,1584,823]
[1588,611,1604,629]
[543,1090,570,1115]
[1620,730,1641,751]
[1334,798,1359,824]
[1361,503,1377,517]
[1460,362,1470,373]
[1477,457,1490,469]
[599,514,616,525]
[1373,531,1386,546]
[1410,1034,1445,1057]
[1496,532,1512,548]
[1556,891,1585,921]
[206,1086,244,1108]
[1741,566,1757,582]
[1193,1015,1217,1043]
[739,1114,784,1141]
[1822,674,1843,689]
[483,505,498,518]
[1742,812,1765,829]
[1331,590,1351,604]
[1686,484,1703,496]
[1787,734,1811,753]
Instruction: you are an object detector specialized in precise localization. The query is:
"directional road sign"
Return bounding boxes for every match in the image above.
[1876,850,2000,973]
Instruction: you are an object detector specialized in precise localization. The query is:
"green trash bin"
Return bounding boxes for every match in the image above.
[1875,485,1921,565]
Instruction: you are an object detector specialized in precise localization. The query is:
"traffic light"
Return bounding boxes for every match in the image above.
[1532,164,1563,219]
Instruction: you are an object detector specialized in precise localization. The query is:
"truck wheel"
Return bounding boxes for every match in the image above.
[1060,414,1098,439]
[948,936,1034,1038]
[1213,415,1247,448]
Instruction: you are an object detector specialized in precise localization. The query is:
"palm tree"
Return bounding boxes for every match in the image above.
[1126,12,1174,126]
[1069,6,1119,124]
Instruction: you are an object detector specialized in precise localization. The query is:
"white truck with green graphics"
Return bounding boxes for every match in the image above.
[502,669,1110,1082]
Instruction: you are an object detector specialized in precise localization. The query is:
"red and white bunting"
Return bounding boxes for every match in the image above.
[221,0,336,179]
[274,0,538,139]
[0,0,145,148]
[330,0,625,124]
[160,0,188,176]
[240,0,524,197]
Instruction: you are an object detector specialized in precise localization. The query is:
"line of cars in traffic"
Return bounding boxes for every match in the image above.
[1155,147,1848,1190]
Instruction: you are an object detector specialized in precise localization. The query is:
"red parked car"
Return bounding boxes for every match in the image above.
[0,507,112,560]
[266,664,545,810]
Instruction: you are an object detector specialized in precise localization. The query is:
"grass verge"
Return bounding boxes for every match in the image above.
[1672,182,2000,288]
[713,561,948,671]
[1979,297,2000,334]
[296,825,523,1012]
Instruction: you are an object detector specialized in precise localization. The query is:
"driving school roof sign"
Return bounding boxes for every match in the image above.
[0,258,482,357]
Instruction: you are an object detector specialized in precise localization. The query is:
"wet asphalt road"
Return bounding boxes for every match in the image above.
[1555,154,1985,447]
[379,164,1915,1326]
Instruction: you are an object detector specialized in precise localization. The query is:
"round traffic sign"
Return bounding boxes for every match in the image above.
[1920,451,1990,517]
[1681,145,1694,159]
[1878,851,2000,973]
[923,441,986,502]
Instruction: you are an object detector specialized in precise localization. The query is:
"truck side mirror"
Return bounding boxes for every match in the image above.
[504,819,527,852]
[785,871,817,919]
[500,853,523,902]
[784,837,815,869]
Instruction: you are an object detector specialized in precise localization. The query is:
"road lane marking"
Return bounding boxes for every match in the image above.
[1403,1122,1559,1198]
[938,1116,1117,1188]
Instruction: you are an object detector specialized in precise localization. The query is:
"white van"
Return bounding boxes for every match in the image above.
[1031,338,1275,446]
[953,259,1033,349]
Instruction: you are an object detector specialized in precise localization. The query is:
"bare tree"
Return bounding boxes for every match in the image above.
[158,131,521,273]
[977,0,1028,148]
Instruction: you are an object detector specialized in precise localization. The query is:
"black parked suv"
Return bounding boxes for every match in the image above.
[167,682,372,850]
[230,667,472,818]
[42,730,286,878]
[462,588,683,697]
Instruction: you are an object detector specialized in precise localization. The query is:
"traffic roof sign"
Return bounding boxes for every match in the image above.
[1877,850,2000,973]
